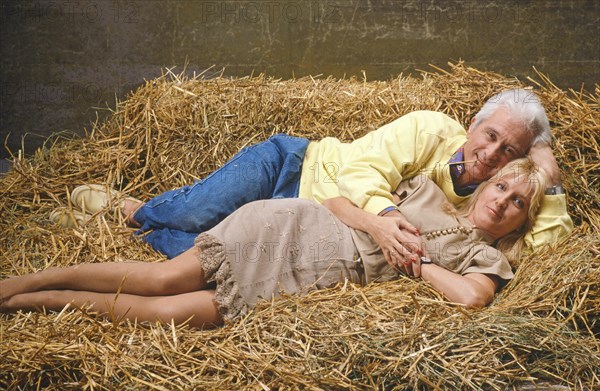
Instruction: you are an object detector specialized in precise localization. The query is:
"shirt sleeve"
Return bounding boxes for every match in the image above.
[462,245,515,281]
[336,111,453,215]
[523,194,574,252]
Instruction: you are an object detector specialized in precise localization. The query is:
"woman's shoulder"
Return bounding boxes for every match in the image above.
[394,175,449,208]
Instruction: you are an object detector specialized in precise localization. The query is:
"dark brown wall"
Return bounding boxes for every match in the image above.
[1,0,598,158]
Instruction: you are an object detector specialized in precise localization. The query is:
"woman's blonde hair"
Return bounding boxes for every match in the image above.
[457,157,548,264]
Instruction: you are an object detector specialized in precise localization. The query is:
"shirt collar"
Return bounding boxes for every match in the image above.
[449,145,478,196]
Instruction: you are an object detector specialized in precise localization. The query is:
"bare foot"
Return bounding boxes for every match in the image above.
[122,199,143,228]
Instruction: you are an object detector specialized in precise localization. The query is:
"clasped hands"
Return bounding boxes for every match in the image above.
[368,209,428,278]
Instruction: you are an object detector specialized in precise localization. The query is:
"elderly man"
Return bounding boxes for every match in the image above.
[64,89,572,259]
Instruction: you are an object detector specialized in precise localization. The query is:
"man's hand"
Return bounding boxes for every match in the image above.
[321,196,426,276]
[529,144,561,187]
[367,210,425,276]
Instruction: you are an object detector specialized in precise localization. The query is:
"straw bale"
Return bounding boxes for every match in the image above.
[1,62,599,390]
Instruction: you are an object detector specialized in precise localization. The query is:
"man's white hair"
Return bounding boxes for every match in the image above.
[474,89,552,146]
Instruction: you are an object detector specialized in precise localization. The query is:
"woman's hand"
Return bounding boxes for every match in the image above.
[322,197,426,276]
[364,210,424,275]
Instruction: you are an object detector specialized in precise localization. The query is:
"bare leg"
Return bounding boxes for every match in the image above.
[0,247,206,301]
[1,289,223,329]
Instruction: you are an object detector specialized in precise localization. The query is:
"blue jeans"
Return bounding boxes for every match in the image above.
[133,134,310,258]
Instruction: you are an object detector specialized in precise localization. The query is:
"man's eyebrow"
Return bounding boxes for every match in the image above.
[498,133,524,154]
[485,127,526,155]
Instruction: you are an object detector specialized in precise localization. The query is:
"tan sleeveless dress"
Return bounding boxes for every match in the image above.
[195,177,513,321]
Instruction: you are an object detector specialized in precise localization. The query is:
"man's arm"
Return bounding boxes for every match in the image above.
[527,144,574,250]
[335,111,465,215]
[322,196,423,275]
[331,112,465,266]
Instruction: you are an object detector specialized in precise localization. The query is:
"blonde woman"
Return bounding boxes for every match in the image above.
[1,158,546,329]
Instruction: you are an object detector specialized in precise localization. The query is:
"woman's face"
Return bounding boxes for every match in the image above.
[469,175,534,239]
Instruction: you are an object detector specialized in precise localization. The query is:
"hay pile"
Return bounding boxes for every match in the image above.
[1,62,599,389]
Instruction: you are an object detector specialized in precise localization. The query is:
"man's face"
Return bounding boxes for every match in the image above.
[461,107,533,185]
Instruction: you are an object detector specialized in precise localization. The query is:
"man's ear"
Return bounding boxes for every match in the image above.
[468,117,477,133]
